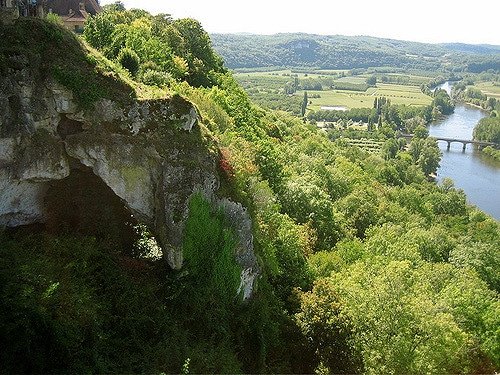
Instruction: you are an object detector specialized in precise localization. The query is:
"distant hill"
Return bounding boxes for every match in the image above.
[440,43,500,55]
[211,33,500,72]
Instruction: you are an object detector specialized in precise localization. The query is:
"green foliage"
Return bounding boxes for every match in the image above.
[473,116,500,143]
[301,91,308,117]
[280,175,343,250]
[83,8,226,88]
[182,193,241,311]
[139,69,172,86]
[51,65,104,108]
[325,260,497,374]
[0,233,186,373]
[296,278,362,374]
[450,242,500,291]
[366,75,377,86]
[0,18,135,109]
[408,137,442,176]
[45,12,63,26]
[83,11,118,50]
[117,47,140,75]
[432,89,455,118]
[481,145,500,160]
[210,33,499,71]
[3,12,500,375]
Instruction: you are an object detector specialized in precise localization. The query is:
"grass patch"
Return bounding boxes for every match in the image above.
[303,83,432,110]
[475,81,500,99]
[234,70,432,112]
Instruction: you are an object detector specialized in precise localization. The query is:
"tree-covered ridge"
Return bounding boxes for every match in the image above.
[211,33,500,72]
[83,4,226,87]
[180,75,499,373]
[1,9,499,375]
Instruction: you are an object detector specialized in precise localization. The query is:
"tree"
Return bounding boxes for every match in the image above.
[83,12,117,50]
[102,1,125,11]
[432,89,455,117]
[366,75,377,86]
[408,138,441,176]
[339,188,379,238]
[417,138,441,176]
[450,242,500,291]
[296,279,362,374]
[328,260,478,374]
[171,18,225,86]
[413,125,429,139]
[486,97,497,110]
[473,116,500,143]
[280,175,343,250]
[381,138,399,160]
[117,47,140,75]
[301,91,308,117]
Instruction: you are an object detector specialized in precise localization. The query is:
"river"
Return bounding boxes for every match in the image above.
[429,82,500,220]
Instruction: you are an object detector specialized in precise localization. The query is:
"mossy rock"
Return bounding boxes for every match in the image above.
[0,18,135,109]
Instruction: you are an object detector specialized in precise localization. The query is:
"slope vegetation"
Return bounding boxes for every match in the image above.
[0,11,499,374]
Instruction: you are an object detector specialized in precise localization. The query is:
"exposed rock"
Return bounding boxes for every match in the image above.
[218,198,259,301]
[65,133,161,220]
[0,170,47,226]
[14,130,70,182]
[0,138,15,166]
[0,59,258,299]
[175,106,198,132]
[51,82,78,114]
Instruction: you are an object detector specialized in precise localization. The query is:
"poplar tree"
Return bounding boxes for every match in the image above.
[301,91,308,117]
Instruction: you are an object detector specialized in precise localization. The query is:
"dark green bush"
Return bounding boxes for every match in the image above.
[117,47,140,76]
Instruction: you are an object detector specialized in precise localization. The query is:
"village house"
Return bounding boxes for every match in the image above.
[45,0,101,33]
[0,0,100,30]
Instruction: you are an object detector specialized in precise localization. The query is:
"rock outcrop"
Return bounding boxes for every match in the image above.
[0,52,259,299]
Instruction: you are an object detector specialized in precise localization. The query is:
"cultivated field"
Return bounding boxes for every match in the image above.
[475,81,500,99]
[234,70,434,112]
[302,83,432,110]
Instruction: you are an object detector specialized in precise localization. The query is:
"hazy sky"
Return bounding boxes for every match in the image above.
[100,0,500,45]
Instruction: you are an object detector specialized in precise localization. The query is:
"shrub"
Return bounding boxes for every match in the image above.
[139,69,172,87]
[117,47,140,76]
[46,12,63,26]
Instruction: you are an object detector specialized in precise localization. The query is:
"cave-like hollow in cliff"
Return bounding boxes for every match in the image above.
[43,161,140,253]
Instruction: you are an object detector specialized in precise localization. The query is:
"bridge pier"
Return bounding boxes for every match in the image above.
[400,134,498,151]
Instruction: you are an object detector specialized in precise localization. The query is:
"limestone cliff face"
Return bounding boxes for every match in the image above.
[0,57,258,299]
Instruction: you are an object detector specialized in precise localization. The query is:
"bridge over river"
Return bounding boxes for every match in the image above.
[400,134,498,151]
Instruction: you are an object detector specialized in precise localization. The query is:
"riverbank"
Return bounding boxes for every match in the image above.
[471,115,500,162]
[482,146,500,161]
[429,103,500,220]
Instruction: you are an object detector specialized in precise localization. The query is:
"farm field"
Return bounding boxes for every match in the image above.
[378,73,432,85]
[475,81,500,99]
[235,69,348,78]
[346,138,385,153]
[302,83,432,111]
[234,70,434,114]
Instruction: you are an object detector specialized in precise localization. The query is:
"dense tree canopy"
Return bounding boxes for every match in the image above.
[211,33,500,72]
[473,116,500,143]
[1,11,499,375]
[84,6,225,87]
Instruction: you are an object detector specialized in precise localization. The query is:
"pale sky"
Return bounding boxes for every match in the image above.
[100,0,500,45]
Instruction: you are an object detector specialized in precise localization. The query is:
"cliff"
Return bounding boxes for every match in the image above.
[0,18,257,299]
